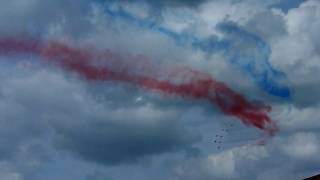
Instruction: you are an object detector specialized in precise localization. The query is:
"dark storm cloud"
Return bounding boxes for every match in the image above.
[54,117,199,165]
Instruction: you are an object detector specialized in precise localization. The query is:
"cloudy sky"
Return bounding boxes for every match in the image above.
[0,0,320,179]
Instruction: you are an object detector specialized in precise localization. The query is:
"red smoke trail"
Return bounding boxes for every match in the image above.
[0,37,277,135]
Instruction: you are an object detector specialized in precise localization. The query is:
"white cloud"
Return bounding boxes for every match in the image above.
[281,133,319,160]
[206,151,236,178]
[270,0,320,106]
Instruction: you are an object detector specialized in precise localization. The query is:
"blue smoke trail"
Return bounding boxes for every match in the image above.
[98,2,291,98]
[216,23,291,98]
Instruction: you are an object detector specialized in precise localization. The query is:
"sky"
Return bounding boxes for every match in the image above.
[0,0,319,180]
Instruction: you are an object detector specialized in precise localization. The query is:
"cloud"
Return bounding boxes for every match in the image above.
[112,0,208,8]
[174,132,320,180]
[270,0,306,13]
[0,0,93,38]
[280,133,319,160]
[54,105,199,165]
[1,57,200,167]
[270,0,320,107]
[0,0,320,180]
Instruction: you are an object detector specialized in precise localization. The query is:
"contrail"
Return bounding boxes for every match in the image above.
[0,37,277,135]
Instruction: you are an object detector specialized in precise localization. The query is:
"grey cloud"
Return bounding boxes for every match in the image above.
[86,171,114,180]
[270,0,306,13]
[244,11,287,41]
[54,106,199,165]
[0,0,320,179]
[0,61,86,179]
[113,0,208,8]
[0,58,200,169]
[0,0,94,37]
